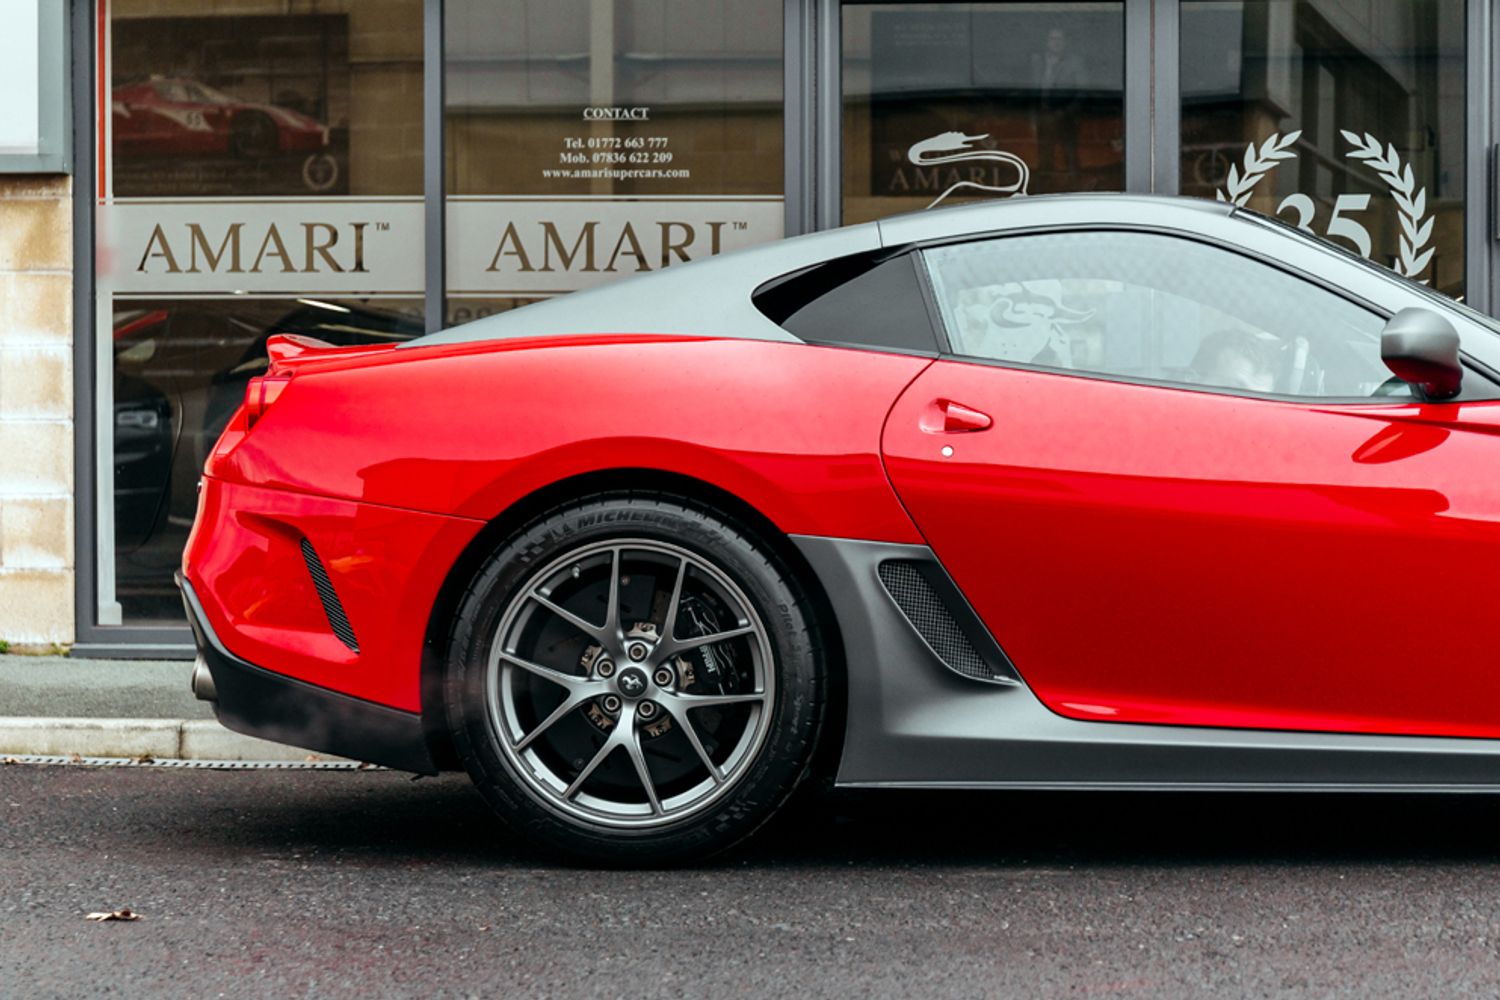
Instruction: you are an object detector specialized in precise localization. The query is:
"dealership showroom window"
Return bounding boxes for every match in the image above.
[0,0,1486,654]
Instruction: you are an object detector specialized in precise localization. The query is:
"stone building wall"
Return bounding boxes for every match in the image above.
[0,174,74,647]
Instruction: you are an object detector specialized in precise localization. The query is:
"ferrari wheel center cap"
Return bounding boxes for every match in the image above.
[615,666,649,699]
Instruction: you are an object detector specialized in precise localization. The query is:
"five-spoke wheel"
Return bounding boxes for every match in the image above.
[489,540,774,827]
[446,495,827,864]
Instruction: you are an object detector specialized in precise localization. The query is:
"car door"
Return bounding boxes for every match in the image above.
[881,227,1500,739]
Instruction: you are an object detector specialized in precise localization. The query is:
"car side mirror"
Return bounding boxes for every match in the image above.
[1381,307,1462,401]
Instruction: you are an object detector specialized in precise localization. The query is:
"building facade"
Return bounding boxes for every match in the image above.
[0,0,1494,654]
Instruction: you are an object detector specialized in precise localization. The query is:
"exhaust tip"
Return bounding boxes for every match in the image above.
[190,656,218,702]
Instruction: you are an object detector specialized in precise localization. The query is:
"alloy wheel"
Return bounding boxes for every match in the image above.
[486,539,775,829]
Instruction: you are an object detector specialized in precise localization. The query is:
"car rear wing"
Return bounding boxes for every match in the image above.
[265,333,399,376]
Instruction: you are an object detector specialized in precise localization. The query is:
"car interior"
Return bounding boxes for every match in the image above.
[923,229,1411,399]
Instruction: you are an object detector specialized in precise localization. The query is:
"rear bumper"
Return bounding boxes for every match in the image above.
[177,572,437,774]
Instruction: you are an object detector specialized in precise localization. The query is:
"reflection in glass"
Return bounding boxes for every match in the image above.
[104,1,425,622]
[445,0,782,198]
[444,297,545,329]
[1180,0,1465,296]
[109,2,423,197]
[923,231,1399,398]
[842,2,1125,225]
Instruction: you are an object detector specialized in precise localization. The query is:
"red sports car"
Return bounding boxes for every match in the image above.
[181,195,1500,863]
[113,77,329,159]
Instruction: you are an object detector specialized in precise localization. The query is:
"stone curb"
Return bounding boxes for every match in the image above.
[0,718,353,763]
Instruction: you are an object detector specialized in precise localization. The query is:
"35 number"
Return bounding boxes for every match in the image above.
[1275,192,1372,258]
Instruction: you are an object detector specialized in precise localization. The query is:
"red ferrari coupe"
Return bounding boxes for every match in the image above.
[113,77,329,159]
[181,194,1500,863]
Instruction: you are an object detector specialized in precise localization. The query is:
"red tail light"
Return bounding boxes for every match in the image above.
[245,375,292,430]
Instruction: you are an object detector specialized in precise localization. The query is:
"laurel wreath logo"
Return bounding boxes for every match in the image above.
[1339,130,1434,280]
[1215,129,1434,282]
[1215,130,1301,208]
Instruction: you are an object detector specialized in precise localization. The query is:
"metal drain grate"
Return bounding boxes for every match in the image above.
[300,537,360,654]
[0,754,378,770]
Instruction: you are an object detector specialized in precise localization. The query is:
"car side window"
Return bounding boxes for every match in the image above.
[921,230,1410,399]
[755,251,941,355]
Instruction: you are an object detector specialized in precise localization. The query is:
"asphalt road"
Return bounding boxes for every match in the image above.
[5,765,1500,998]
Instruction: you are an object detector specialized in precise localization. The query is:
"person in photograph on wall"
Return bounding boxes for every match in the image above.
[1032,26,1084,181]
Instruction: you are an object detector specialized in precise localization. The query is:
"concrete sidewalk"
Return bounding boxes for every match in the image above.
[0,655,351,762]
[0,655,210,719]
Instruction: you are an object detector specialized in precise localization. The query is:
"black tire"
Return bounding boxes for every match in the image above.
[444,493,828,865]
[229,112,277,159]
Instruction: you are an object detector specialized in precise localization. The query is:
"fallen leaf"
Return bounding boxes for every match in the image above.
[132,754,155,765]
[304,755,323,762]
[1,757,18,765]
[69,754,83,764]
[85,909,141,922]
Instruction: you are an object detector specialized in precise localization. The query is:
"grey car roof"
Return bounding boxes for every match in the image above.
[398,193,1500,374]
[405,221,879,348]
[403,193,1234,350]
[875,191,1233,246]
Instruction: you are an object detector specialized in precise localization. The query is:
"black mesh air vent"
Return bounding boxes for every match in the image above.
[877,560,1008,683]
[299,537,360,654]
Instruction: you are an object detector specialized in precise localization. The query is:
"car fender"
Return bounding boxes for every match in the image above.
[214,337,930,544]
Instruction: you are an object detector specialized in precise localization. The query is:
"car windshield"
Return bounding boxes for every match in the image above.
[185,81,237,104]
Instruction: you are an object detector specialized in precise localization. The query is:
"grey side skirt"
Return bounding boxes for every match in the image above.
[793,535,1500,791]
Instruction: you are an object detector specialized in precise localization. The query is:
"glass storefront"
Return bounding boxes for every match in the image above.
[443,0,785,326]
[1181,0,1466,296]
[98,0,425,623]
[80,0,1498,639]
[841,1,1125,224]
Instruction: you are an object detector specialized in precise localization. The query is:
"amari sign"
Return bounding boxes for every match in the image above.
[447,197,785,298]
[101,199,425,296]
[99,196,783,300]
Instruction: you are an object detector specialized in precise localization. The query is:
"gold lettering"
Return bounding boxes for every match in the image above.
[605,223,650,273]
[186,223,242,273]
[136,224,181,274]
[351,222,369,273]
[251,224,297,273]
[540,221,598,272]
[486,221,535,272]
[658,222,693,267]
[302,223,344,273]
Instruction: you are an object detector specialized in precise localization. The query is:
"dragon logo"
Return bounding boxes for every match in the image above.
[907,131,1031,210]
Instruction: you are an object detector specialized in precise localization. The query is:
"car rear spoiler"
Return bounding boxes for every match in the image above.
[265,333,400,376]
